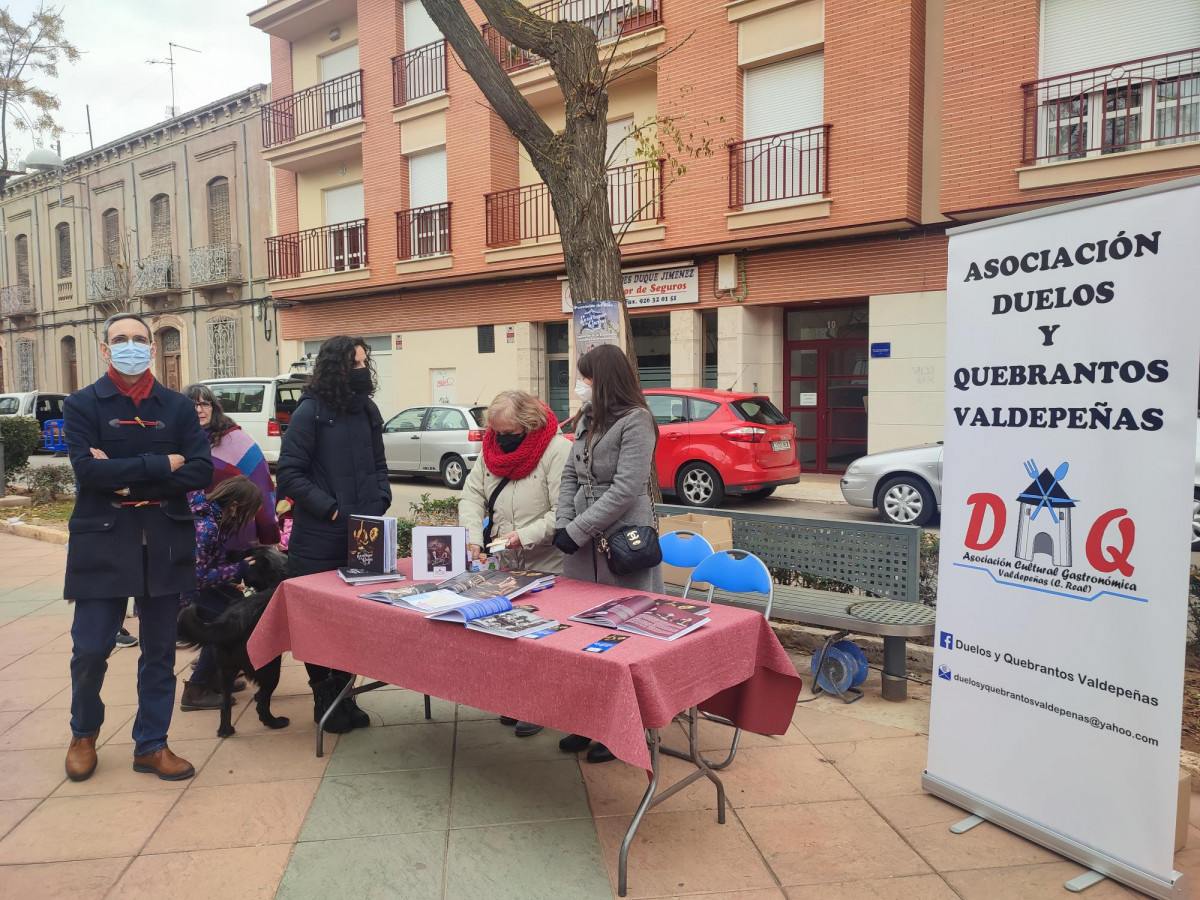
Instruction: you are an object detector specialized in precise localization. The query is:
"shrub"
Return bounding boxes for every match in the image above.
[1,416,43,486]
[25,463,75,504]
[398,493,460,559]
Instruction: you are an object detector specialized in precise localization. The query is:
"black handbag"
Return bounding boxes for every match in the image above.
[584,444,662,576]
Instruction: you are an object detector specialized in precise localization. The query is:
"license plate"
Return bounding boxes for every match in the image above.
[771,440,791,451]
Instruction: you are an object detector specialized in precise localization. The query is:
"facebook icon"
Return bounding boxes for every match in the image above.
[939,631,955,650]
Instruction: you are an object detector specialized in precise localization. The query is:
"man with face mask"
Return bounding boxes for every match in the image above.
[61,313,213,783]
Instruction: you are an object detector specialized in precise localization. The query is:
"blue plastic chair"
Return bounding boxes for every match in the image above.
[668,549,774,769]
[42,419,67,453]
[660,529,715,570]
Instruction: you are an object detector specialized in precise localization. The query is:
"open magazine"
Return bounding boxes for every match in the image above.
[361,569,555,614]
[569,594,710,641]
[427,599,558,639]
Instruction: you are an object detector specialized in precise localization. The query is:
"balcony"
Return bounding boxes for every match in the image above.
[56,279,73,304]
[86,266,130,304]
[483,0,663,73]
[397,203,451,260]
[267,219,368,282]
[260,71,365,171]
[132,254,182,297]
[728,125,830,209]
[0,285,35,318]
[485,159,663,248]
[393,40,447,106]
[189,243,243,288]
[1021,46,1200,177]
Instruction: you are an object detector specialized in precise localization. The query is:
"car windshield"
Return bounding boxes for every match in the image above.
[730,397,787,425]
[469,407,486,427]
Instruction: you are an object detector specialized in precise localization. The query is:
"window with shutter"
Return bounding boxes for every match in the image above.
[150,194,172,255]
[207,178,231,245]
[742,53,826,202]
[1040,0,1200,77]
[14,235,29,287]
[55,223,71,278]
[477,324,496,354]
[102,209,120,266]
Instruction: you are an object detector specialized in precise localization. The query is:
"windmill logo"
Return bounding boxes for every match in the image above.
[1014,459,1076,567]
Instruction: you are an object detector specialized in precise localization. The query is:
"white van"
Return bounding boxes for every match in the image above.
[200,376,308,464]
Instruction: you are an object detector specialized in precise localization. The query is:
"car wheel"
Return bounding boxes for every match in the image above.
[744,486,776,500]
[877,476,936,526]
[1192,488,1200,551]
[676,462,725,508]
[441,455,467,490]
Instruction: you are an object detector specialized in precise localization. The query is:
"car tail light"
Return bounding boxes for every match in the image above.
[468,429,485,442]
[268,420,281,437]
[276,411,291,424]
[722,426,766,443]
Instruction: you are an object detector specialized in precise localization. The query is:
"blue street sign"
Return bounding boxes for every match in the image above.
[870,342,891,358]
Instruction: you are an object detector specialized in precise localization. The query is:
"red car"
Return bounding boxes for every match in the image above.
[644,388,799,507]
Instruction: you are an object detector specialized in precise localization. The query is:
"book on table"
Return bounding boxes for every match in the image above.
[361,569,556,613]
[569,594,710,641]
[426,598,559,639]
[346,515,398,574]
[337,568,407,586]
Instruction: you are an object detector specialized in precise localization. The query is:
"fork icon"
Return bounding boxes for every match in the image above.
[1022,458,1064,523]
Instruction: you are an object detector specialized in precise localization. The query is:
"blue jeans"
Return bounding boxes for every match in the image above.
[70,591,180,757]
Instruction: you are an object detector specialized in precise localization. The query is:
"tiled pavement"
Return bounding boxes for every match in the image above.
[1,531,1198,899]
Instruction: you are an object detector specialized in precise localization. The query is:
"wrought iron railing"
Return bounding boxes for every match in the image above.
[189,243,243,287]
[132,254,181,296]
[55,278,73,304]
[1021,47,1200,163]
[728,124,830,209]
[86,266,129,303]
[262,70,364,148]
[483,0,663,72]
[393,40,447,105]
[267,219,368,280]
[485,160,663,246]
[0,285,34,317]
[397,203,452,259]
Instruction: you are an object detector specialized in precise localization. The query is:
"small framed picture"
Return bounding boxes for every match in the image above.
[412,526,468,581]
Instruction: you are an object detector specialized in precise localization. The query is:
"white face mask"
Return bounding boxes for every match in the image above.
[575,380,593,403]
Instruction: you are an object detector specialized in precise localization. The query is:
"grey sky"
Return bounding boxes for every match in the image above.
[8,0,270,165]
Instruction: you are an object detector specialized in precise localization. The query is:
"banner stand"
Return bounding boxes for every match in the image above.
[922,772,1186,899]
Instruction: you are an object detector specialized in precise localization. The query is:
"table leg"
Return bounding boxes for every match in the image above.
[619,728,660,898]
[881,636,909,702]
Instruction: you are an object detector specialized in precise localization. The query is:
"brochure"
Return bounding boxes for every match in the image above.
[347,515,397,574]
[338,568,407,586]
[361,569,555,613]
[427,598,558,639]
[570,594,710,641]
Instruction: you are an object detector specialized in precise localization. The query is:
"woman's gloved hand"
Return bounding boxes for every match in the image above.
[552,528,579,555]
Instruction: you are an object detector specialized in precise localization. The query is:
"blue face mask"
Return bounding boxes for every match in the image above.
[108,341,153,376]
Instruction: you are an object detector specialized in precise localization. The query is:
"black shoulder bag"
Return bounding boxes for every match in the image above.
[583,442,662,577]
[481,476,512,548]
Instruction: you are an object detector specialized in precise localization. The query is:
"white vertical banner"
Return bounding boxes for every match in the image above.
[926,177,1200,899]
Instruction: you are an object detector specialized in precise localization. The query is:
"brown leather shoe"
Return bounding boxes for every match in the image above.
[65,734,98,782]
[132,746,195,781]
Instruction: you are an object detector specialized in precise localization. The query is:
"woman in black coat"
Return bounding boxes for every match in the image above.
[277,336,392,733]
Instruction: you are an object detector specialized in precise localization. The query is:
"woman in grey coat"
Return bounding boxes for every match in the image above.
[553,344,663,763]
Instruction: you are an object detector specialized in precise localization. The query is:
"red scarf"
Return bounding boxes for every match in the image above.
[482,405,559,480]
[107,365,155,406]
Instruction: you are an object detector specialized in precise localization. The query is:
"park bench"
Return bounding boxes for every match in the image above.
[656,504,934,701]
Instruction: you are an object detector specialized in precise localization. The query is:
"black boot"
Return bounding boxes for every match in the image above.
[337,673,370,730]
[312,676,354,734]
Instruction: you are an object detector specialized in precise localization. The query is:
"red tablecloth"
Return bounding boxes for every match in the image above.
[248,561,802,771]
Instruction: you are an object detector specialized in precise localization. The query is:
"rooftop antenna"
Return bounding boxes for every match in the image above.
[147,42,201,117]
[725,364,750,392]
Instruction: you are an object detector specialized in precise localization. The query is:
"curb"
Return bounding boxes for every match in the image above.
[0,520,68,545]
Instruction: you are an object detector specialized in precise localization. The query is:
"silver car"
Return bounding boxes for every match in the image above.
[382,404,487,489]
[843,419,1200,548]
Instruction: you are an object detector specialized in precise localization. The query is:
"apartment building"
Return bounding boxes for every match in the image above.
[0,85,279,396]
[250,0,1199,474]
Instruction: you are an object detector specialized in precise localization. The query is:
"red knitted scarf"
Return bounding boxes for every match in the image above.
[481,405,559,480]
[107,365,155,406]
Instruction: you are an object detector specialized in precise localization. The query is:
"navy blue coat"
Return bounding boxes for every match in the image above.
[276,392,391,573]
[63,375,213,600]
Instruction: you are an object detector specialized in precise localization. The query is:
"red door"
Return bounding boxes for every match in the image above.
[784,340,868,473]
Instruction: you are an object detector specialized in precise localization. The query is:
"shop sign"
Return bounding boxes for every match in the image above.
[562,263,698,313]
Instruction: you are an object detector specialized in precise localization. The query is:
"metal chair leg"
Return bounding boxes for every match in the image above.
[424,693,432,720]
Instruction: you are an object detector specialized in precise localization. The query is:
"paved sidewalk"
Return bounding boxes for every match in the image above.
[0,531,1195,898]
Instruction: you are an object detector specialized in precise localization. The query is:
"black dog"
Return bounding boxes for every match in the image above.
[177,546,290,738]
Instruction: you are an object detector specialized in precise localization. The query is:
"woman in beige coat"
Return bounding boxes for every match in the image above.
[458,390,571,737]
